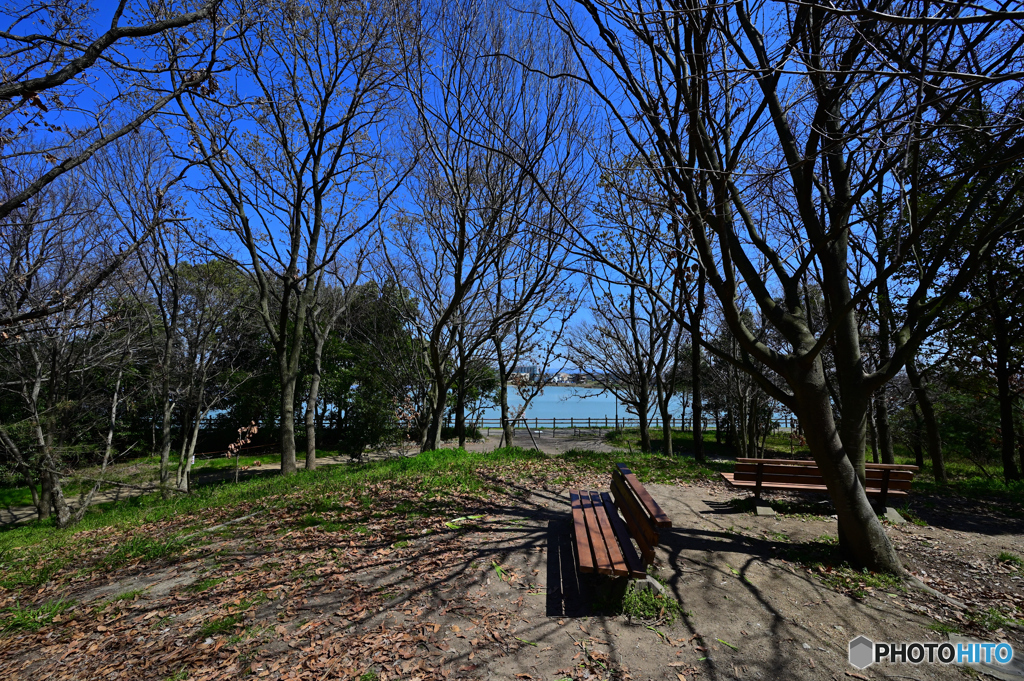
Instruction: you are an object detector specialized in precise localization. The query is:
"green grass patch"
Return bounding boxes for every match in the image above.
[100,535,186,569]
[998,552,1024,568]
[0,446,626,597]
[197,613,243,638]
[929,621,960,634]
[190,455,274,473]
[818,566,903,599]
[1,598,75,632]
[109,589,143,603]
[188,577,228,593]
[558,447,726,484]
[601,428,737,462]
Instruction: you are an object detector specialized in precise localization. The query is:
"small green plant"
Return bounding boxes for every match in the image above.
[359,672,378,681]
[967,607,1020,632]
[100,535,184,569]
[197,613,243,638]
[163,667,189,681]
[998,552,1024,569]
[392,540,410,549]
[1,598,75,632]
[621,580,684,624]
[894,504,927,526]
[765,530,788,542]
[110,589,143,602]
[188,577,228,593]
[929,622,960,634]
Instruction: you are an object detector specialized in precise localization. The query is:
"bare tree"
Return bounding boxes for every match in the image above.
[384,0,586,452]
[547,0,1024,573]
[176,0,412,474]
[0,1,222,329]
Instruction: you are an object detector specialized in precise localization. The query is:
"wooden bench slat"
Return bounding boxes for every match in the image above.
[735,462,916,476]
[734,465,916,483]
[569,491,595,573]
[610,475,659,548]
[600,492,646,578]
[732,472,913,490]
[610,477,658,565]
[615,464,671,527]
[721,473,910,497]
[579,490,615,575]
[735,458,919,471]
[586,491,629,577]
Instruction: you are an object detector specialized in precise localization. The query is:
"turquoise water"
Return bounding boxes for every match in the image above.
[474,386,691,427]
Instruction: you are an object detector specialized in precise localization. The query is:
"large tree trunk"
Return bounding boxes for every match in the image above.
[495,350,514,447]
[906,357,946,484]
[157,393,175,492]
[280,369,298,475]
[423,393,446,453]
[794,358,903,573]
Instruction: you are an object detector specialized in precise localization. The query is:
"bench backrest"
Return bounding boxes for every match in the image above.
[733,458,917,493]
[610,463,671,566]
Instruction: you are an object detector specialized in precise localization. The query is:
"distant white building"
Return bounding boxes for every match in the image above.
[553,372,571,384]
[512,364,540,380]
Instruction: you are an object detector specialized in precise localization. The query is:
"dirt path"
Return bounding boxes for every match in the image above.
[4,470,1021,681]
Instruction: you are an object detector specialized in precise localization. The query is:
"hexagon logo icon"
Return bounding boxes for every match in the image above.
[849,636,875,669]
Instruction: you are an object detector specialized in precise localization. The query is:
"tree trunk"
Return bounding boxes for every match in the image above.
[280,370,298,475]
[867,407,879,464]
[993,316,1021,481]
[424,392,446,453]
[157,393,175,492]
[494,344,515,447]
[637,380,652,453]
[906,356,946,484]
[874,391,895,464]
[793,359,903,573]
[690,270,706,462]
[910,403,925,469]
[304,345,323,471]
[456,369,467,449]
[657,381,673,457]
[0,426,42,517]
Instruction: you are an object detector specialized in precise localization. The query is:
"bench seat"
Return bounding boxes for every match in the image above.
[569,463,671,579]
[720,458,918,507]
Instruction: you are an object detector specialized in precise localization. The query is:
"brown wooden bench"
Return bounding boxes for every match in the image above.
[568,463,671,578]
[720,458,918,508]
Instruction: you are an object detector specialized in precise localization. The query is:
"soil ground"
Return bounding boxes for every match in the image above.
[1,442,1022,681]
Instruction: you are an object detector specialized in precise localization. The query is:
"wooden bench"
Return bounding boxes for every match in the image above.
[568,463,671,578]
[720,458,918,508]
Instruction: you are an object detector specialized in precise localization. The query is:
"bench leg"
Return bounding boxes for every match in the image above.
[603,576,630,608]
